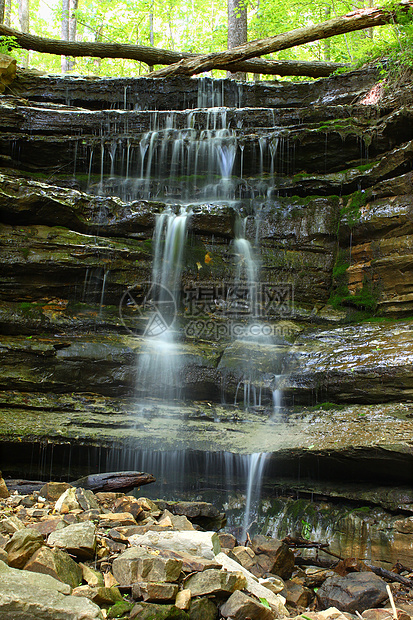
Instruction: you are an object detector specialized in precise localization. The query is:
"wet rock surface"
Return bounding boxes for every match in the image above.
[1,66,413,571]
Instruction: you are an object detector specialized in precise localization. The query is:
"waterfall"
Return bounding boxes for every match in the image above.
[137,207,191,399]
[242,453,268,541]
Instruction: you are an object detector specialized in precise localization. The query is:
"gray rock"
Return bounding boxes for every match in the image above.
[24,545,83,589]
[39,482,73,502]
[251,535,295,579]
[0,560,103,619]
[72,585,123,605]
[183,568,246,596]
[0,515,25,534]
[132,581,179,602]
[215,552,287,617]
[55,488,81,513]
[5,527,44,568]
[317,572,389,613]
[112,546,182,585]
[220,590,275,620]
[75,488,100,511]
[281,579,314,608]
[128,530,220,559]
[48,521,96,559]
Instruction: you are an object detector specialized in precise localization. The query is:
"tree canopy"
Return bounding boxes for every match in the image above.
[0,0,413,78]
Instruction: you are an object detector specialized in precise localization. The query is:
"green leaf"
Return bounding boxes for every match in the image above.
[259,598,271,608]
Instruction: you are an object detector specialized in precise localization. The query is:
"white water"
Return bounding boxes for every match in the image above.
[242,453,268,541]
[137,207,191,399]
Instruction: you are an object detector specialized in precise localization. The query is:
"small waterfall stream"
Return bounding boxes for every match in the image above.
[138,207,191,399]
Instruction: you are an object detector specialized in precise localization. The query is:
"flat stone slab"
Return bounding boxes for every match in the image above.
[0,560,103,619]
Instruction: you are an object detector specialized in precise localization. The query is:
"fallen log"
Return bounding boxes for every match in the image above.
[0,24,346,77]
[72,470,156,492]
[5,471,156,494]
[149,1,413,77]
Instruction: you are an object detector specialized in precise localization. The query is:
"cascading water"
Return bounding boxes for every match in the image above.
[242,452,268,541]
[137,207,191,399]
[78,80,288,534]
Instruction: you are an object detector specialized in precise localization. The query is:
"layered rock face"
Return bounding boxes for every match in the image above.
[0,67,412,481]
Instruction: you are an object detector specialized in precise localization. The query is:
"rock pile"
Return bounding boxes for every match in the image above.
[0,477,412,620]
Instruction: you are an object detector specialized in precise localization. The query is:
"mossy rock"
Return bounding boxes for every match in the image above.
[107,600,134,618]
[130,603,190,619]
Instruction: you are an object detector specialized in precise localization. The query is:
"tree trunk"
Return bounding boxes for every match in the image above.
[0,0,5,25]
[61,0,77,72]
[4,0,11,26]
[323,6,331,61]
[228,0,247,80]
[148,10,154,71]
[18,0,29,68]
[61,0,69,72]
[68,0,78,71]
[149,1,413,77]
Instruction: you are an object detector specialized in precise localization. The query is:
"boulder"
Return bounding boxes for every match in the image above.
[228,546,256,572]
[55,488,82,514]
[48,521,96,559]
[0,548,7,563]
[112,546,182,585]
[40,482,73,502]
[158,510,195,531]
[72,585,123,605]
[183,568,246,596]
[54,487,99,513]
[175,589,191,610]
[217,532,237,550]
[74,488,100,512]
[220,590,275,620]
[107,601,134,618]
[5,527,44,568]
[24,545,83,588]
[157,501,219,518]
[215,552,287,617]
[281,579,314,608]
[79,562,105,587]
[128,530,220,559]
[259,576,285,595]
[155,549,222,573]
[31,517,65,536]
[251,535,295,579]
[113,496,144,520]
[317,572,388,613]
[305,568,338,588]
[132,581,179,602]
[0,560,103,619]
[0,515,25,534]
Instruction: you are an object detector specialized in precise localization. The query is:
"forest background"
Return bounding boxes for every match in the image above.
[0,0,412,80]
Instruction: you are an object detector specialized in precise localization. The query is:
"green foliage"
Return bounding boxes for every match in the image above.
[0,36,20,55]
[329,249,379,314]
[340,190,368,229]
